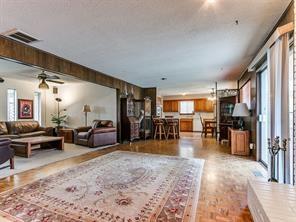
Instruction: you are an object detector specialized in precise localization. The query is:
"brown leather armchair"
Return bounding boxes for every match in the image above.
[74,120,117,148]
[0,138,14,169]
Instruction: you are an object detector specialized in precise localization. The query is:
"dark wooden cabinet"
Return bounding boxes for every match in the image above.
[58,128,74,143]
[180,118,193,132]
[219,96,237,141]
[121,98,139,142]
[120,97,152,142]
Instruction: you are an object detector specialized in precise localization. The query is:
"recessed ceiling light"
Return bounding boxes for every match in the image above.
[207,0,216,4]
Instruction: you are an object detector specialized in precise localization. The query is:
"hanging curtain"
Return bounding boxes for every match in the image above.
[267,33,290,183]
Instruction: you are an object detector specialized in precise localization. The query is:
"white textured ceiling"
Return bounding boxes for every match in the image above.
[0,0,291,95]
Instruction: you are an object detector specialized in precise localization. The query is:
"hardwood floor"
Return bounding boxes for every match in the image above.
[0,133,266,221]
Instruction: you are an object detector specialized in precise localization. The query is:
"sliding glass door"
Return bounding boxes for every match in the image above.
[258,68,269,166]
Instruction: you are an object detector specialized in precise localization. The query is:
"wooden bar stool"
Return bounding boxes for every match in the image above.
[153,118,166,140]
[166,119,178,139]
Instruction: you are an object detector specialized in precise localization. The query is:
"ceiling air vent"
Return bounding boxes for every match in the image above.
[2,29,39,44]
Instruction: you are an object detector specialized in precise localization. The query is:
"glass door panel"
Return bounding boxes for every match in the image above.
[258,69,268,166]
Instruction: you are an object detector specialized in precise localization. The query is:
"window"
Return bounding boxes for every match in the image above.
[7,89,17,121]
[180,101,194,114]
[34,92,41,124]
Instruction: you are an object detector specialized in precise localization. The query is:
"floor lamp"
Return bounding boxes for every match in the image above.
[83,105,91,126]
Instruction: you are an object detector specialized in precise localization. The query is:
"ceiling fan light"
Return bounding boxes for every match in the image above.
[38,79,49,89]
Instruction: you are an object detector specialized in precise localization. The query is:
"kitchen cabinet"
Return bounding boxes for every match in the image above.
[180,118,193,132]
[163,100,179,112]
[194,99,213,112]
[194,99,205,112]
[163,100,171,112]
[163,99,213,113]
[171,100,179,112]
[205,99,214,112]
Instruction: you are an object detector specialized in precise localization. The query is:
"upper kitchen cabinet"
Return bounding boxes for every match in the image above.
[163,100,171,112]
[194,99,205,112]
[194,99,214,112]
[171,100,179,112]
[163,100,179,112]
[205,99,214,112]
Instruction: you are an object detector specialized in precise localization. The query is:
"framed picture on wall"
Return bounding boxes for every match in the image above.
[18,99,33,119]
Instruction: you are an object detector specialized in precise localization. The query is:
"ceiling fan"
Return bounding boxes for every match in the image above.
[38,71,64,89]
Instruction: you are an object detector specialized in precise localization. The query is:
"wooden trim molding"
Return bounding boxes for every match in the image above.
[248,22,294,71]
[0,35,144,98]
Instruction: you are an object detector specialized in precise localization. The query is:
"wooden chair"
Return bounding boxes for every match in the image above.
[0,138,14,169]
[200,114,215,137]
[153,118,166,140]
[166,119,178,139]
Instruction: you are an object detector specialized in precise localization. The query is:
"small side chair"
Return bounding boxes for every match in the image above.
[0,138,14,169]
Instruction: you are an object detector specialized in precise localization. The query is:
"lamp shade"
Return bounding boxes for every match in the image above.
[83,105,91,113]
[38,79,49,89]
[232,103,249,117]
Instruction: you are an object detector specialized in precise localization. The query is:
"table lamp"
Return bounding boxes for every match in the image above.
[83,105,91,126]
[232,103,249,130]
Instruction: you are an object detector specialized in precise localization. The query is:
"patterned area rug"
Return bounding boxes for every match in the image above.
[0,151,204,222]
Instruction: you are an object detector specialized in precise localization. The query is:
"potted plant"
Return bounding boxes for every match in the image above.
[51,98,67,134]
[51,111,67,134]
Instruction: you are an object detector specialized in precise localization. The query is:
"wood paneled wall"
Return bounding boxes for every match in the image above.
[0,35,144,99]
[0,35,160,144]
[143,87,157,116]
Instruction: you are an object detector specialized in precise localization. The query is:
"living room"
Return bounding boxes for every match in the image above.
[0,0,295,221]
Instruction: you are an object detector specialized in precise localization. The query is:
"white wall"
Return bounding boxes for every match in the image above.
[0,77,46,122]
[0,77,116,128]
[49,82,116,128]
[217,81,237,90]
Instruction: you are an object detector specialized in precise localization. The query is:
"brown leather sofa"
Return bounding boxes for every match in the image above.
[0,121,53,139]
[74,120,117,148]
[0,138,14,169]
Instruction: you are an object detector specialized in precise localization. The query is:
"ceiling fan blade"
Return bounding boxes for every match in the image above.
[46,79,64,84]
[38,73,47,79]
[46,75,60,80]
